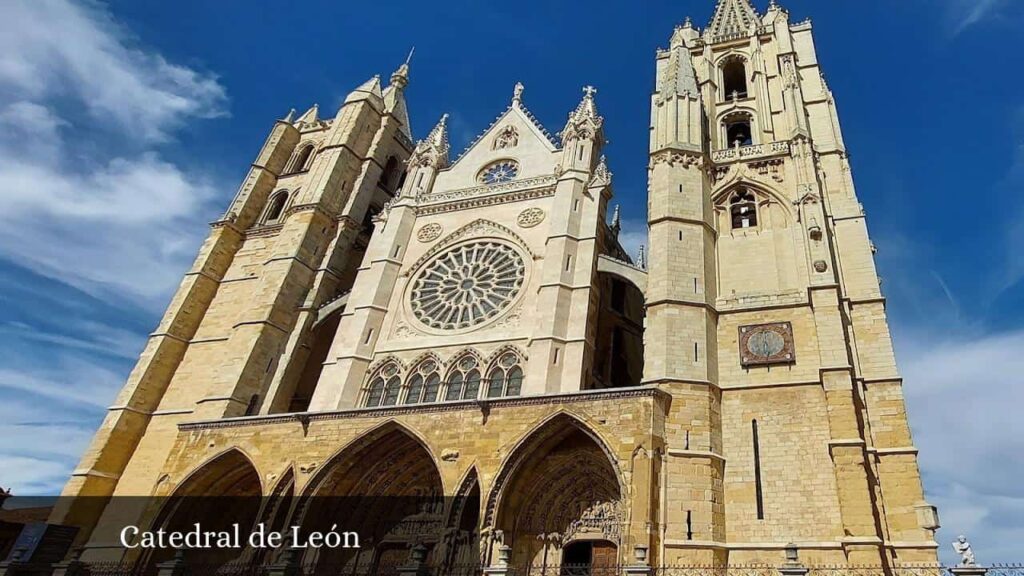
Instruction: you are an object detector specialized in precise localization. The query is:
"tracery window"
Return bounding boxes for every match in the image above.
[365,361,402,407]
[730,189,758,229]
[264,191,288,223]
[286,144,315,175]
[410,242,525,330]
[445,355,482,401]
[486,351,524,398]
[478,160,519,185]
[404,358,441,405]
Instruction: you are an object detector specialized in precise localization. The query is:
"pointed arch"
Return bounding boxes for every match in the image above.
[483,412,625,567]
[295,421,444,574]
[361,356,405,407]
[711,180,795,230]
[286,143,316,175]
[443,349,485,402]
[405,352,444,405]
[483,345,526,398]
[143,448,262,571]
[442,466,483,569]
[484,411,624,528]
[263,189,291,224]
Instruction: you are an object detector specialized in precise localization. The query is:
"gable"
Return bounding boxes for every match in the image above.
[434,103,560,191]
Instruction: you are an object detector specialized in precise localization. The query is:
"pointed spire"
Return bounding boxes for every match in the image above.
[390,48,413,91]
[345,75,383,105]
[610,204,621,237]
[589,154,613,187]
[410,114,450,170]
[706,0,759,42]
[637,245,647,270]
[295,104,318,125]
[563,85,604,143]
[282,108,296,123]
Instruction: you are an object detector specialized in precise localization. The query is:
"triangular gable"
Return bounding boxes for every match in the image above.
[436,99,560,190]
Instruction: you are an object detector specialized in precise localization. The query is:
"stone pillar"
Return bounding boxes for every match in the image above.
[482,545,511,576]
[624,545,653,576]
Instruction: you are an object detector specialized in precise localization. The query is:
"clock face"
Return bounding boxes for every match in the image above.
[479,160,519,185]
[739,323,795,367]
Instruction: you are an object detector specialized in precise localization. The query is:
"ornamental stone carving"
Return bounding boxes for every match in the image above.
[417,223,443,243]
[517,207,546,228]
[739,322,796,367]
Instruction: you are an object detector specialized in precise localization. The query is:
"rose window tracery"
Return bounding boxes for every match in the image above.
[479,160,520,185]
[410,242,525,330]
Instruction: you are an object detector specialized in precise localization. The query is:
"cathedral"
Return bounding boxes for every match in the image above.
[52,0,940,572]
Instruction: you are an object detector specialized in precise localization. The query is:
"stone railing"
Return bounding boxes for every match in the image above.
[712,140,791,164]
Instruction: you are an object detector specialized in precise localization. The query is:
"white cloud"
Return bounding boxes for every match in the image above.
[0,0,229,309]
[899,328,1024,562]
[0,0,226,143]
[0,0,229,495]
[946,0,1009,35]
[616,218,647,265]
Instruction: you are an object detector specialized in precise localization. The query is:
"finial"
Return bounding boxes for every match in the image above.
[637,245,647,270]
[512,82,525,105]
[583,85,598,98]
[283,108,296,123]
[684,16,693,28]
[405,46,415,66]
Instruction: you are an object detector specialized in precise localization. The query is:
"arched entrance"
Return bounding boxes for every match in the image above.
[297,424,443,575]
[143,449,262,573]
[487,416,624,571]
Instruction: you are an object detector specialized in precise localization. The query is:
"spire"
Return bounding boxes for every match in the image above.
[345,75,383,105]
[295,104,318,125]
[706,0,759,42]
[610,204,621,237]
[637,245,647,270]
[389,48,413,91]
[562,85,604,143]
[282,108,296,123]
[410,114,450,170]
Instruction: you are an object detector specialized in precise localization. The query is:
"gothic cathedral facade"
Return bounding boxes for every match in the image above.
[56,0,940,569]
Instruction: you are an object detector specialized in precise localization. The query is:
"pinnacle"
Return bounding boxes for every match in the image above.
[706,0,759,41]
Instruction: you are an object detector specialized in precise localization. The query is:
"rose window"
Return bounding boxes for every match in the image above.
[411,242,525,330]
[479,160,520,185]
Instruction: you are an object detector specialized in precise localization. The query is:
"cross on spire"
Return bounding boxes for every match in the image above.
[583,85,598,98]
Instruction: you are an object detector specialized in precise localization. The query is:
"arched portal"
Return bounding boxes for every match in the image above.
[143,450,262,573]
[488,416,624,571]
[297,424,443,575]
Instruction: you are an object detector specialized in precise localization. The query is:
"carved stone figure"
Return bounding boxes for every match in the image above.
[952,535,976,566]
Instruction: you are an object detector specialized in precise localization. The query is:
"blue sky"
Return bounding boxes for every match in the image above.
[0,0,1022,563]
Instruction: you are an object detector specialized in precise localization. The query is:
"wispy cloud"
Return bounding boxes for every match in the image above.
[0,0,230,495]
[945,0,1014,36]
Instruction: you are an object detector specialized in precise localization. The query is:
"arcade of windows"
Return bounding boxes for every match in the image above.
[362,350,524,408]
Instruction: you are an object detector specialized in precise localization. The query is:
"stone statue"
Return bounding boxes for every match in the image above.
[952,535,976,566]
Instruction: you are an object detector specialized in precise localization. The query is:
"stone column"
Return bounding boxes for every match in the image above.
[623,545,653,576]
[482,545,511,576]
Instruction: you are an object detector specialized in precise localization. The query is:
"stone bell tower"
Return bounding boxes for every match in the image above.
[54,62,415,542]
[645,0,939,565]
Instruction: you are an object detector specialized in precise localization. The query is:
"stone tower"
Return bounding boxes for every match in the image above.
[645,0,938,564]
[54,63,416,531]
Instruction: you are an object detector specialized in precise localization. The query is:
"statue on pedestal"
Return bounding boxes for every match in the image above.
[952,535,976,566]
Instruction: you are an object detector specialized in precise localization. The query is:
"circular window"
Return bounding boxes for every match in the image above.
[410,242,525,330]
[479,160,519,185]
